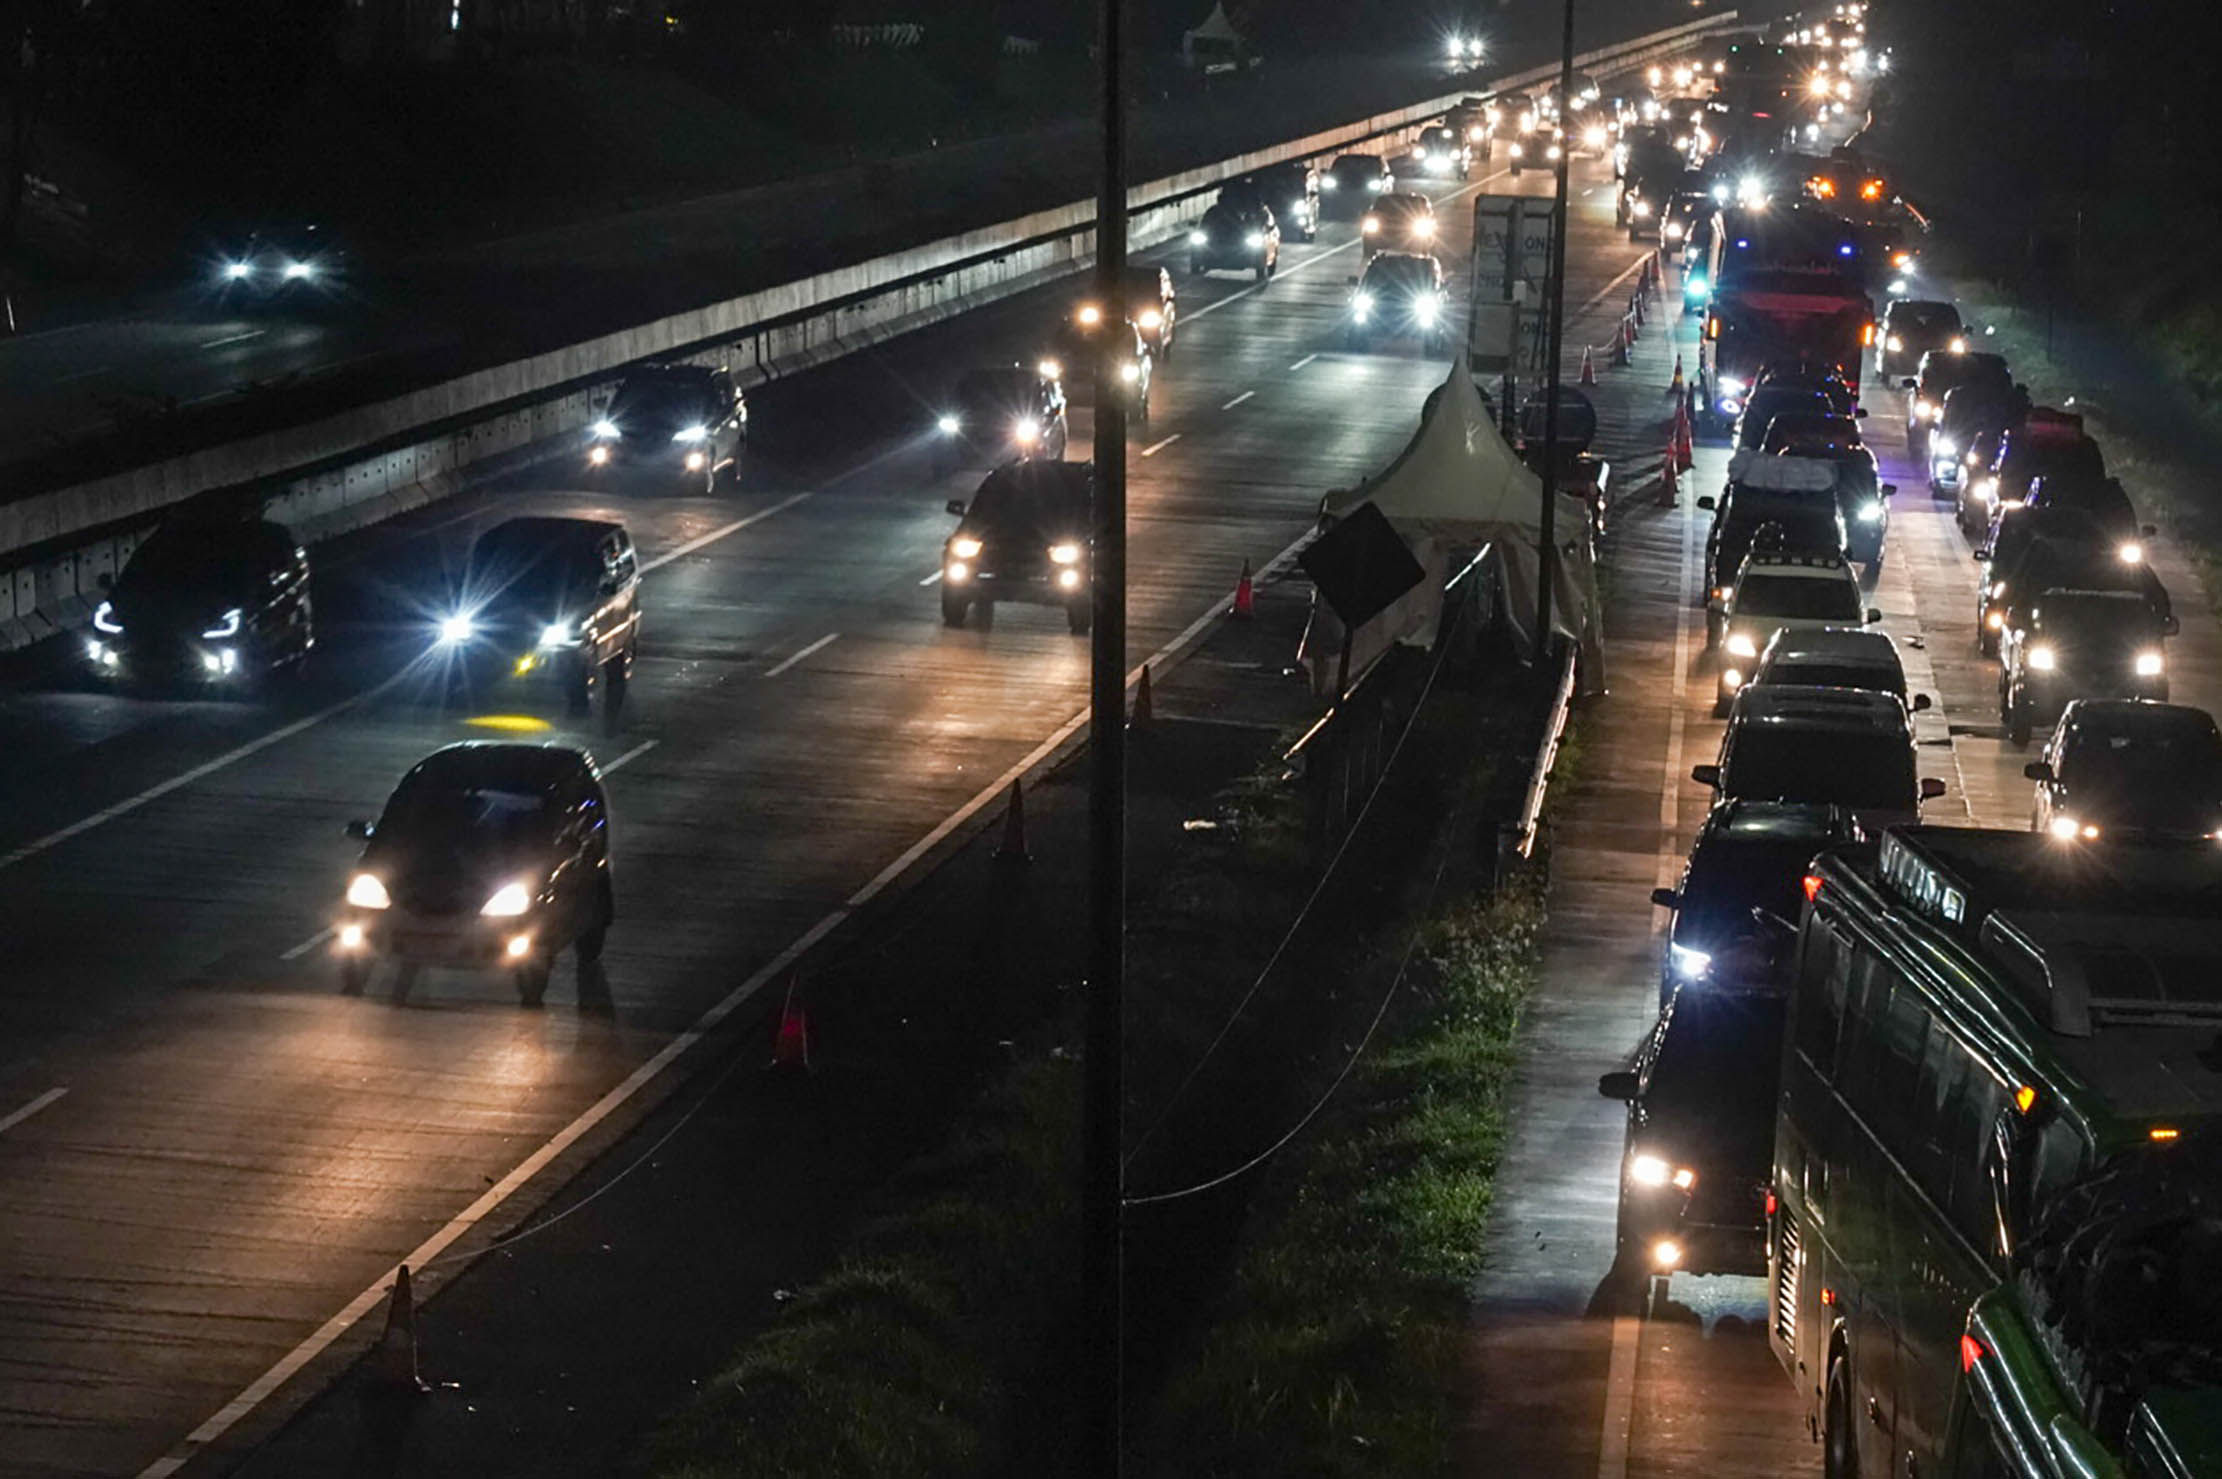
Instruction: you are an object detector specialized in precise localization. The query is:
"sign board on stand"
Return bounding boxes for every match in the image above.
[1467,195,1560,374]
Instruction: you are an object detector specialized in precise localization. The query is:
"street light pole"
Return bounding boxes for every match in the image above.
[1084,0,1128,1467]
[1536,0,1576,650]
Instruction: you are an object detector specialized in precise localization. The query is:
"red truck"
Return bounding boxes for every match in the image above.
[1695,205,1875,428]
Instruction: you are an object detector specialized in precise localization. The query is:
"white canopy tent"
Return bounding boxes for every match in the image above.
[1181,3,1246,66]
[1300,354,1603,692]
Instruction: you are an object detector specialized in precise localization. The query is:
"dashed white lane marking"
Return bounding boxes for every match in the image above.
[197,329,267,350]
[919,570,944,586]
[764,632,839,677]
[0,1087,67,1137]
[3,495,813,877]
[1140,434,1182,457]
[602,738,659,773]
[1221,390,1255,410]
[1289,353,1319,372]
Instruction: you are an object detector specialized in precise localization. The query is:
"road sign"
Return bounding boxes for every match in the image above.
[1468,195,1560,372]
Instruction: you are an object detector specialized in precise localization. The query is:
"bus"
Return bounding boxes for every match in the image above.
[1770,827,2222,1479]
[1697,203,1874,424]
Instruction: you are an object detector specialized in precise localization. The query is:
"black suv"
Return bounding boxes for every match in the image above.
[2000,589,2174,747]
[1903,348,2007,454]
[1599,981,1789,1279]
[940,461,1094,633]
[1188,195,1280,280]
[336,743,614,1005]
[2026,700,2222,842]
[88,517,313,689]
[1650,799,1857,1007]
[935,364,1070,474]
[1322,153,1392,217]
[437,517,642,718]
[1067,264,1176,358]
[1875,298,1965,380]
[1345,252,1448,352]
[585,364,748,492]
[1231,163,1320,241]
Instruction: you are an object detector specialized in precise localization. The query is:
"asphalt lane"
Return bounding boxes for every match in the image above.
[0,139,1516,1476]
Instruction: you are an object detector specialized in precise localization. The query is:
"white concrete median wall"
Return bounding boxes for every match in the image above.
[0,11,1734,650]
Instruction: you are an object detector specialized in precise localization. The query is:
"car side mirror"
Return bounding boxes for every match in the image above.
[1345,274,1360,286]
[1973,547,1991,561]
[1691,763,1721,787]
[1899,377,1917,391]
[1911,693,1932,712]
[1920,777,1948,801]
[2143,523,2158,538]
[1866,608,1883,624]
[945,499,968,517]
[1880,483,1898,498]
[1695,494,1716,510]
[2023,760,2054,782]
[345,819,373,840]
[1854,406,1870,418]
[97,571,114,592]
[1597,1069,1641,1102]
[2164,614,2182,636]
[1650,886,1680,909]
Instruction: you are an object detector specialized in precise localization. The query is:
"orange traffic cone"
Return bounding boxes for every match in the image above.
[1231,559,1256,619]
[370,1265,429,1395]
[1671,403,1695,472]
[1657,450,1680,507]
[1578,346,1597,386]
[1611,318,1631,367]
[771,975,811,1069]
[1633,289,1647,327]
[1132,663,1154,727]
[994,778,1030,864]
[1669,354,1685,395]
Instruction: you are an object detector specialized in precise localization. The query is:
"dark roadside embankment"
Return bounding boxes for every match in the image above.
[637,577,1572,1476]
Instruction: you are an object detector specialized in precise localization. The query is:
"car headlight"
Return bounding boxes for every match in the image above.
[1293,197,1309,214]
[1665,222,1684,240]
[2047,815,2080,841]
[93,600,123,634]
[671,424,708,443]
[1914,399,1934,419]
[1633,199,1652,217]
[1630,1154,1671,1187]
[222,261,252,281]
[1892,252,1913,269]
[1136,308,1161,329]
[540,621,577,648]
[1037,358,1062,379]
[2118,542,2144,564]
[438,613,474,645]
[1547,144,1562,160]
[1189,230,1207,246]
[1352,291,1373,321]
[1415,293,1440,324]
[591,418,621,440]
[1949,336,1968,353]
[937,414,961,435]
[2028,645,2057,671]
[1467,126,1483,141]
[346,873,392,910]
[1119,362,1141,384]
[282,260,315,281]
[1725,632,1758,658]
[1368,177,1386,191]
[1049,542,1082,565]
[1362,216,1380,234]
[1014,417,1040,444]
[1669,942,1712,979]
[1320,176,1337,190]
[1244,232,1265,249]
[2136,650,2164,677]
[1077,304,1103,326]
[1885,334,1903,352]
[1413,218,1435,238]
[1857,503,1884,524]
[950,536,983,559]
[1583,125,1607,148]
[1718,375,1747,396]
[481,881,533,917]
[1509,143,1524,158]
[1414,149,1431,164]
[1684,273,1709,299]
[201,607,244,639]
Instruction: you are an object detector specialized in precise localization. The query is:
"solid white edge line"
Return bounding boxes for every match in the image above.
[1598,1314,1642,1479]
[4,494,814,879]
[1139,434,1182,457]
[763,632,840,677]
[197,330,267,351]
[1220,390,1255,410]
[138,525,1317,1479]
[0,1086,67,1137]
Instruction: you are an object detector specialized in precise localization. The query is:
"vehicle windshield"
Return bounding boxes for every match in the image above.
[1764,413,1860,450]
[1766,659,1903,696]
[1331,156,1380,182]
[606,374,713,426]
[116,528,270,602]
[1680,838,1826,940]
[379,780,556,853]
[1891,302,1960,334]
[2061,717,2222,791]
[968,472,1088,539]
[1724,729,1915,809]
[2035,595,2161,650]
[1362,259,1435,294]
[1740,392,1829,448]
[1736,574,1862,621]
[955,371,1036,412]
[468,532,592,611]
[1374,196,1429,221]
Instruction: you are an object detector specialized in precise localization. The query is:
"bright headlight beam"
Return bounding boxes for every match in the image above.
[346,873,392,910]
[439,614,475,645]
[481,881,533,917]
[201,607,243,640]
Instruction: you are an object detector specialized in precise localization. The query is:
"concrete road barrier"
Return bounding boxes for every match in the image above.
[0,11,1735,652]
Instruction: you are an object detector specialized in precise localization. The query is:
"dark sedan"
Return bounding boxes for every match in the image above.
[940,460,1095,633]
[2026,700,2222,842]
[1230,163,1320,241]
[88,517,313,689]
[1321,153,1393,217]
[1188,197,1280,280]
[585,364,748,492]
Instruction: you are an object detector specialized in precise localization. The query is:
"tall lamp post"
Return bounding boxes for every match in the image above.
[1084,0,1128,1469]
[1535,0,1576,649]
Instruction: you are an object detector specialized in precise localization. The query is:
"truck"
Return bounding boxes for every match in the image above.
[1695,204,1874,427]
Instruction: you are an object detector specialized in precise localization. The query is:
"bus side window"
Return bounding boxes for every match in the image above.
[1835,953,1894,1121]
[2030,1117,2091,1214]
[1872,975,1929,1153]
[1947,1074,2010,1256]
[1793,922,1851,1077]
[1912,1020,1970,1214]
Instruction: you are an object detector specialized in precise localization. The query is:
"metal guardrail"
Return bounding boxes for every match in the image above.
[1507,637,1580,861]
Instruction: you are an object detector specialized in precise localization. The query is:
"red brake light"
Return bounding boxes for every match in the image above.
[1764,1190,1778,1218]
[1803,874,1824,903]
[1960,1334,1985,1372]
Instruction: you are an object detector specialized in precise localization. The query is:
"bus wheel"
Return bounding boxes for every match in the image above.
[1823,1358,1858,1479]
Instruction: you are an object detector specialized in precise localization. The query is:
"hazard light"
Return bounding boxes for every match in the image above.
[1960,1334,1984,1372]
[1861,322,1876,346]
[1705,315,1720,340]
[1803,873,1824,903]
